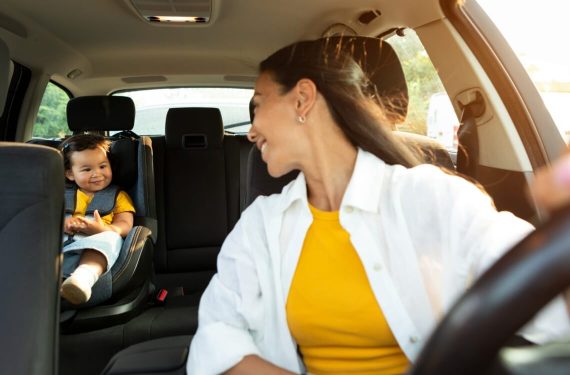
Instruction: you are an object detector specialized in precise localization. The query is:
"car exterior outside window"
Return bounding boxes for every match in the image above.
[388,30,459,152]
[114,87,254,136]
[476,0,570,142]
[32,82,71,138]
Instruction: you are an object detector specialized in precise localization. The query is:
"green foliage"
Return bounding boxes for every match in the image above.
[388,31,445,135]
[32,82,70,138]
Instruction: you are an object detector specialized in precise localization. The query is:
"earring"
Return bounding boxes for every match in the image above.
[296,115,306,124]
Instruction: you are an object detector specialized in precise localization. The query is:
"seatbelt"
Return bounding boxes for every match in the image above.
[456,91,486,178]
[64,184,120,217]
[63,185,120,245]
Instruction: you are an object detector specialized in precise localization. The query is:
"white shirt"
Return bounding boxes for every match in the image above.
[187,148,569,374]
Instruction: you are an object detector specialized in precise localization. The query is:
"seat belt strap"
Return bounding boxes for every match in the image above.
[457,91,486,178]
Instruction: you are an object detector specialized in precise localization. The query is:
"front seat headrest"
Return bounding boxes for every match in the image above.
[322,36,408,123]
[249,36,407,125]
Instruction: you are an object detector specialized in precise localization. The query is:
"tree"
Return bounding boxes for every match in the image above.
[388,31,446,135]
[33,83,70,138]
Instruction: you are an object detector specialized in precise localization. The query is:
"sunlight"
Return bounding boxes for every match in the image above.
[477,0,570,138]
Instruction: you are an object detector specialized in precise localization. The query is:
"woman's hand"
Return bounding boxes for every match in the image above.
[529,152,570,213]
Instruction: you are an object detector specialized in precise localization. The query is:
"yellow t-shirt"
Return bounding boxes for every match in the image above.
[286,204,409,375]
[72,189,135,225]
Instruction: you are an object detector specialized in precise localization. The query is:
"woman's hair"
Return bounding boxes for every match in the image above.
[60,133,111,172]
[259,37,420,168]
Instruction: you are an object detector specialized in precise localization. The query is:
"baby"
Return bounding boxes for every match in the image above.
[59,134,135,304]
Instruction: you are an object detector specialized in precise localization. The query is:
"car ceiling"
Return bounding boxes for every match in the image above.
[0,0,443,95]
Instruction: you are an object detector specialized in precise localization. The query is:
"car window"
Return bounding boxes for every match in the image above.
[114,87,255,135]
[387,30,459,152]
[32,82,71,138]
[476,0,570,143]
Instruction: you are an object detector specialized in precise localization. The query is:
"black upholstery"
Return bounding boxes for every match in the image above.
[223,133,253,228]
[161,108,228,273]
[102,336,192,375]
[0,143,63,375]
[67,96,135,132]
[165,107,224,149]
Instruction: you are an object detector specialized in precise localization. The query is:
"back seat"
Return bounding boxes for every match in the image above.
[151,107,250,296]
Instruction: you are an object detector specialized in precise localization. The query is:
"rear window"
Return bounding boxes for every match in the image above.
[114,87,254,135]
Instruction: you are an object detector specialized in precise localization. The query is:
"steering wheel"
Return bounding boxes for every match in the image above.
[409,206,570,375]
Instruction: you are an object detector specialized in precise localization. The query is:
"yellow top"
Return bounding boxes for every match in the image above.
[286,204,409,374]
[73,189,135,225]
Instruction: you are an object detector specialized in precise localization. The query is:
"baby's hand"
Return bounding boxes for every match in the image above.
[64,216,85,235]
[76,210,108,235]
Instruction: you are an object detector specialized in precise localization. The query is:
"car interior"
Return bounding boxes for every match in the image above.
[0,0,568,374]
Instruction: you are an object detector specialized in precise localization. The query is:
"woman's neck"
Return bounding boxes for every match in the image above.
[303,132,357,212]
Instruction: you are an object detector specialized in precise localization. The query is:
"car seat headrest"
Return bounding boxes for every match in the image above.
[165,107,224,149]
[323,36,408,123]
[67,96,135,132]
[108,138,138,190]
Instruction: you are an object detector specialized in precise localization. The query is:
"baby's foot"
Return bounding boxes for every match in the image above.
[60,265,99,304]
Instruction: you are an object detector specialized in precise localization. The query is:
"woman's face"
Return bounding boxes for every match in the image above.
[248,72,304,177]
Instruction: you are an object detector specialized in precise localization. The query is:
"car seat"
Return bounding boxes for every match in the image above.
[58,96,157,331]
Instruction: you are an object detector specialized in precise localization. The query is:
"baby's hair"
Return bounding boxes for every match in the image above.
[60,134,111,172]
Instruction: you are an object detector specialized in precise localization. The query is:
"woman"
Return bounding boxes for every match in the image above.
[187,38,569,374]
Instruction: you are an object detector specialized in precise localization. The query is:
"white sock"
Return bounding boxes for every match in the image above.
[69,264,100,288]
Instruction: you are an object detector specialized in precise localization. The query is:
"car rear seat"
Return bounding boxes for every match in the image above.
[151,107,237,296]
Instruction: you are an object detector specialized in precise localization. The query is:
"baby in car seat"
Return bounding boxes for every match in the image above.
[59,134,135,304]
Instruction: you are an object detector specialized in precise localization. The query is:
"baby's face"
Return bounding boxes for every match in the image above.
[65,147,112,195]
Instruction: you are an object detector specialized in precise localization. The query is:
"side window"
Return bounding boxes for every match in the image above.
[387,30,459,152]
[32,82,71,138]
[475,0,570,143]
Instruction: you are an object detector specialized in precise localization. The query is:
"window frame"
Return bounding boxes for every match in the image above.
[440,0,561,168]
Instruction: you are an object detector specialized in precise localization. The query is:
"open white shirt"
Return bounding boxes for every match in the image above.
[187,148,569,374]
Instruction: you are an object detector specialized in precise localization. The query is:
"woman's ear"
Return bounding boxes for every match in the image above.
[295,78,317,116]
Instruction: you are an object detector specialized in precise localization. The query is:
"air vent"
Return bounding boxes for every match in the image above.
[130,0,211,24]
[358,9,382,25]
